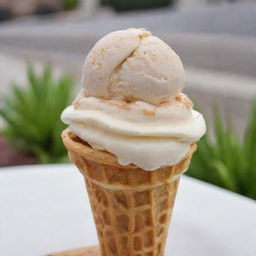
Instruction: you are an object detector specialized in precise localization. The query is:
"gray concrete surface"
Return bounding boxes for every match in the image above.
[1,3,256,36]
[1,32,256,78]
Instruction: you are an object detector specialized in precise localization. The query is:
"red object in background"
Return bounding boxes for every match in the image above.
[0,136,37,167]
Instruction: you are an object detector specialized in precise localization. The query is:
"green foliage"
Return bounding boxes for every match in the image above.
[111,0,172,12]
[62,0,80,11]
[188,102,256,200]
[0,65,73,163]
[101,0,113,6]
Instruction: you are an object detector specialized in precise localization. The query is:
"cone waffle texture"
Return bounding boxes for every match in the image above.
[62,129,196,256]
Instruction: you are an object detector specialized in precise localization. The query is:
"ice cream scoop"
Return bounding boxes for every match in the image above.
[61,28,206,256]
[82,28,185,105]
[61,28,206,170]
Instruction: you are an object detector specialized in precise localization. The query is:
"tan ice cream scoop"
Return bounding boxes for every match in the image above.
[62,28,205,171]
[82,28,185,105]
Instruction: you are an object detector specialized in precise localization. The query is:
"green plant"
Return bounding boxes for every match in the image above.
[188,102,256,200]
[112,0,172,12]
[62,0,80,11]
[101,0,113,5]
[0,65,74,163]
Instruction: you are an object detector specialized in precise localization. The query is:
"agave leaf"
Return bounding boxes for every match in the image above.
[189,101,256,200]
[0,64,74,163]
[27,65,42,100]
[244,100,256,157]
[212,160,238,192]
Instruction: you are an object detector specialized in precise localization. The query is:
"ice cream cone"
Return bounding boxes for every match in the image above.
[62,129,197,256]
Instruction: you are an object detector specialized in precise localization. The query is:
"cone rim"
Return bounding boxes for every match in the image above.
[62,128,197,170]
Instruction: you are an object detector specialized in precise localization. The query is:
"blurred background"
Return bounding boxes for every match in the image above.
[0,0,256,200]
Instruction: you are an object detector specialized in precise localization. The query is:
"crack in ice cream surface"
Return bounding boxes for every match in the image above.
[82,28,185,105]
[61,28,206,171]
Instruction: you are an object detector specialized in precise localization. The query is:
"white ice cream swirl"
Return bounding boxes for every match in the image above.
[61,28,206,171]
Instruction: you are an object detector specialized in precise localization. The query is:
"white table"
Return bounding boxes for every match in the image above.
[0,164,255,256]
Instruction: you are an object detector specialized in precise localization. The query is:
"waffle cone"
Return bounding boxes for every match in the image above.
[62,129,196,256]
